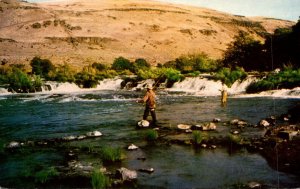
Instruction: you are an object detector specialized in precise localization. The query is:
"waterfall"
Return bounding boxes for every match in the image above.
[0,87,10,95]
[95,78,123,90]
[228,76,258,94]
[43,81,81,93]
[41,78,123,93]
[168,76,258,96]
[168,77,223,96]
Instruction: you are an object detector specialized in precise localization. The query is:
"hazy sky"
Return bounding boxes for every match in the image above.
[27,0,300,21]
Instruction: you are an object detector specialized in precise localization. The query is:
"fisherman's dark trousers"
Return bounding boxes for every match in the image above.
[143,106,157,124]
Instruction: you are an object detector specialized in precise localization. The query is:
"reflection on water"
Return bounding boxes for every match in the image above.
[0,91,300,188]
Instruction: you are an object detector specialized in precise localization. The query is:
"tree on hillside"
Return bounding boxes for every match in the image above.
[264,20,300,69]
[111,57,134,73]
[222,31,267,71]
[30,57,55,78]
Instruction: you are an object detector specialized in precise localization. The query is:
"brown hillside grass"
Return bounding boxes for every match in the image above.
[0,0,294,68]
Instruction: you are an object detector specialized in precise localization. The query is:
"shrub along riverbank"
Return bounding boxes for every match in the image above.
[1,55,300,94]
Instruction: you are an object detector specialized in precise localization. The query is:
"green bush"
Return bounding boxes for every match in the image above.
[136,68,160,80]
[228,134,242,145]
[8,67,33,92]
[246,68,300,93]
[160,68,184,87]
[75,65,98,88]
[174,53,219,73]
[30,56,55,78]
[48,63,75,82]
[213,67,247,87]
[111,57,134,72]
[91,169,110,189]
[92,62,108,71]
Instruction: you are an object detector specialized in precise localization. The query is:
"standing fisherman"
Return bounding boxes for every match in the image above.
[137,84,157,126]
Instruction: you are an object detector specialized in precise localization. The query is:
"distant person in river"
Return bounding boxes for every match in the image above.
[220,85,228,106]
[137,84,157,126]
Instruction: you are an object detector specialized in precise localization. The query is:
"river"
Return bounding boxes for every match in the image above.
[1,87,300,188]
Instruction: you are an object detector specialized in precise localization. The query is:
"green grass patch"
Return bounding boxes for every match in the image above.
[145,130,158,141]
[91,169,111,189]
[34,167,59,184]
[192,131,203,145]
[100,147,124,162]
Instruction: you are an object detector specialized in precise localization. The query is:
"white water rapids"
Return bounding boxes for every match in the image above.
[1,76,300,98]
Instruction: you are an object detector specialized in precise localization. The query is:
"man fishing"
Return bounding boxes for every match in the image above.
[137,84,157,126]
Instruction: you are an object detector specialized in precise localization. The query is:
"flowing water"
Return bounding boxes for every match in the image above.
[1,89,300,188]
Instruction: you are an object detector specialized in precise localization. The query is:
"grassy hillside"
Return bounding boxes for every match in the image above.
[0,0,294,68]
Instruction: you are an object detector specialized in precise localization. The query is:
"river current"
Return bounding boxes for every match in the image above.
[1,90,300,188]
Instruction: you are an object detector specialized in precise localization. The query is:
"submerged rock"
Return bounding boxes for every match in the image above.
[63,135,77,141]
[116,167,137,181]
[6,141,21,149]
[213,118,221,122]
[248,181,261,188]
[86,130,102,137]
[138,168,154,173]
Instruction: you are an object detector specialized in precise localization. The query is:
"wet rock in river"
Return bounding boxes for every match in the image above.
[86,130,102,137]
[258,119,270,127]
[138,167,154,174]
[202,123,217,131]
[137,120,150,128]
[230,119,248,127]
[213,118,221,122]
[6,141,21,149]
[127,144,139,150]
[177,124,191,130]
[63,135,77,141]
[248,181,261,188]
[116,167,137,181]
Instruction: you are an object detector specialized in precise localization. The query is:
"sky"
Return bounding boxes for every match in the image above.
[27,0,300,22]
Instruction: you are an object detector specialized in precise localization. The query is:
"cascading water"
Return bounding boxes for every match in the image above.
[167,76,258,96]
[1,76,300,98]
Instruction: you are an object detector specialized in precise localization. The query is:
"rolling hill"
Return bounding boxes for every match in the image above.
[0,0,295,68]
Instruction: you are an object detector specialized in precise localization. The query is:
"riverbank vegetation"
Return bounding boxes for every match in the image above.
[0,20,299,93]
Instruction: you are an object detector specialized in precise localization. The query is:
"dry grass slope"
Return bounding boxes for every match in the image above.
[0,0,294,68]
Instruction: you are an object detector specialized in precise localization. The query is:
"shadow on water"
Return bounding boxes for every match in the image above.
[0,91,300,188]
